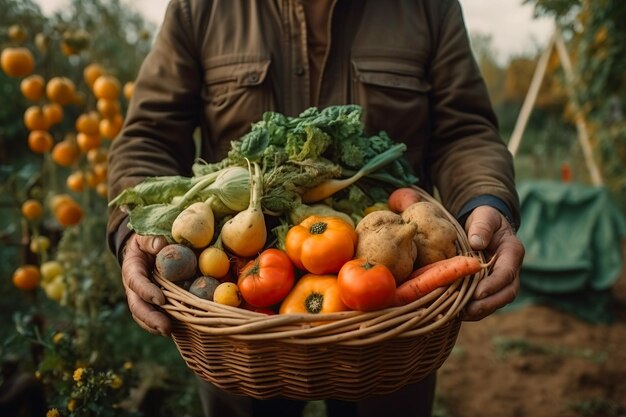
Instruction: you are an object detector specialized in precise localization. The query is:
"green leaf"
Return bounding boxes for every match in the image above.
[109,176,193,207]
[239,128,270,160]
[127,203,182,240]
[285,125,331,161]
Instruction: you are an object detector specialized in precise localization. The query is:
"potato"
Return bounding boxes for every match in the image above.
[401,202,457,267]
[355,210,418,283]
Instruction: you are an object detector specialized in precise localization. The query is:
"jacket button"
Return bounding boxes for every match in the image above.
[247,73,260,83]
[294,66,305,76]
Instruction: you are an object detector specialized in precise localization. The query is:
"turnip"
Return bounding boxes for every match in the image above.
[220,161,267,257]
[171,201,214,249]
[155,244,198,282]
[189,276,221,301]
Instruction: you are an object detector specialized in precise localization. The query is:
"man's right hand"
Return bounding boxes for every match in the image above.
[121,233,171,336]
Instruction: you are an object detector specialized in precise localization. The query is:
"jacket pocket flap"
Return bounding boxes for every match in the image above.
[205,59,271,87]
[352,59,430,92]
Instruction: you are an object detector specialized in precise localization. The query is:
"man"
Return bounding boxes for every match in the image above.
[107,1,525,416]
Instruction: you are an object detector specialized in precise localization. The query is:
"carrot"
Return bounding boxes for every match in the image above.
[393,255,490,306]
[387,187,421,213]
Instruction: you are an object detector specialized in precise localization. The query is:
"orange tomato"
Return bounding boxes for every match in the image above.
[54,199,84,227]
[49,194,73,213]
[285,215,357,274]
[95,182,108,198]
[51,140,79,167]
[93,75,120,100]
[279,274,348,315]
[20,74,45,101]
[96,98,120,119]
[43,103,64,126]
[1,47,35,78]
[86,148,108,165]
[46,77,76,106]
[83,63,106,89]
[75,112,100,135]
[27,130,54,154]
[24,106,50,131]
[92,162,108,182]
[21,199,44,221]
[66,171,85,193]
[12,265,41,291]
[99,116,122,140]
[123,81,135,100]
[76,132,101,153]
[84,170,101,188]
[8,25,27,43]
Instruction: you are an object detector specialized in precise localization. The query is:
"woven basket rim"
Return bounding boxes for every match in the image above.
[153,186,485,346]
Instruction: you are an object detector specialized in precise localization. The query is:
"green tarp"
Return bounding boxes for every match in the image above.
[508,180,626,323]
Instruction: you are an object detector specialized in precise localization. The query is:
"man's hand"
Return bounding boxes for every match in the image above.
[462,206,525,321]
[121,233,171,335]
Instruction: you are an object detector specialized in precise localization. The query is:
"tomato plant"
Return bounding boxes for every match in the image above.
[237,248,295,307]
[285,215,357,274]
[337,259,397,312]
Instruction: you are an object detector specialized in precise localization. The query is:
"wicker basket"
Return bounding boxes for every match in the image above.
[153,187,485,401]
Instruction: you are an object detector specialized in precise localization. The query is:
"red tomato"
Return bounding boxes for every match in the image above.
[337,259,396,312]
[237,248,295,307]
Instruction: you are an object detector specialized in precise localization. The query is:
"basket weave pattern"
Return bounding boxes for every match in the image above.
[153,188,484,400]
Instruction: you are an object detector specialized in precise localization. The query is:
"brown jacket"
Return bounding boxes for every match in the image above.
[107,0,520,256]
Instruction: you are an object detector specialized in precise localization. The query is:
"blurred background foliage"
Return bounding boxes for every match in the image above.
[478,0,626,210]
[1,0,202,416]
[1,0,625,416]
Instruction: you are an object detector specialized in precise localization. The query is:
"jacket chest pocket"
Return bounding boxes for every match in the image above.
[202,59,274,147]
[351,58,432,155]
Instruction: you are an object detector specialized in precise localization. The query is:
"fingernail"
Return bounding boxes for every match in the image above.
[470,234,484,247]
[152,296,163,306]
[151,238,161,251]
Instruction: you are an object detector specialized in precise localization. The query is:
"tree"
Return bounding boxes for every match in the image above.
[525,0,626,209]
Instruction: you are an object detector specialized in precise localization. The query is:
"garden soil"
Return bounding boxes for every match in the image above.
[436,249,626,417]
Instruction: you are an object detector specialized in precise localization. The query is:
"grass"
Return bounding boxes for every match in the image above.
[493,336,608,364]
[569,398,625,417]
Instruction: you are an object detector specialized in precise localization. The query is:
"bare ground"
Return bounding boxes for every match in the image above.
[436,260,626,417]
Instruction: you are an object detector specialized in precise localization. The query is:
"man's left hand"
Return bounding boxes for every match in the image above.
[462,206,525,321]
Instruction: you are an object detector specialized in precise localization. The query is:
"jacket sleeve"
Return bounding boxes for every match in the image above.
[426,0,520,227]
[106,0,203,256]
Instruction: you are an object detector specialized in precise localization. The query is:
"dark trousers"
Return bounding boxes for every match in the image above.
[196,373,437,417]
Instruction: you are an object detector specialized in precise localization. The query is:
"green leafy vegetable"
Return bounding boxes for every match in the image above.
[110,105,419,238]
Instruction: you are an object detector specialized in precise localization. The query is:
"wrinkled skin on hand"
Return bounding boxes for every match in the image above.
[462,206,525,321]
[121,233,171,335]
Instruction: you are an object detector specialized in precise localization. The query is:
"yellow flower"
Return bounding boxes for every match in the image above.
[67,399,77,412]
[122,361,133,370]
[52,332,64,344]
[110,374,123,389]
[73,367,85,383]
[35,370,42,380]
[46,409,60,417]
